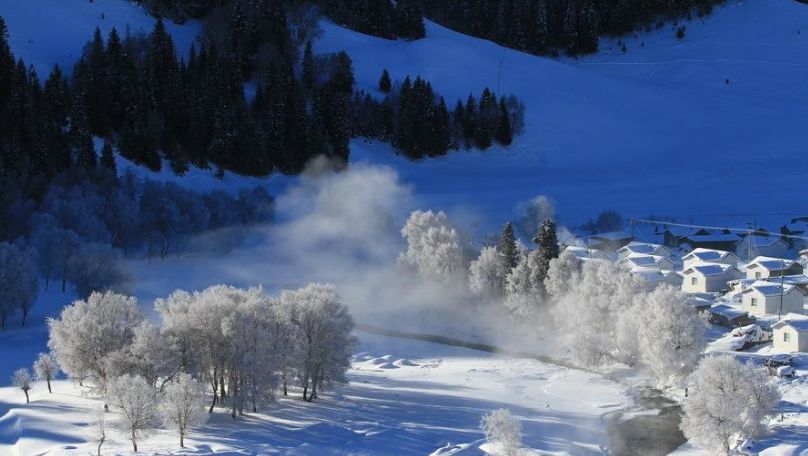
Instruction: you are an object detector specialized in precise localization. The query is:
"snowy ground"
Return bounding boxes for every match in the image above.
[0,333,627,456]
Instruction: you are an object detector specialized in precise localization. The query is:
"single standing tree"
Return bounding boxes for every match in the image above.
[480,408,522,456]
[0,242,39,328]
[161,373,207,448]
[379,68,392,93]
[13,368,33,403]
[681,356,780,455]
[107,374,160,453]
[532,219,560,287]
[91,406,107,456]
[33,352,60,393]
[498,222,519,272]
[637,285,706,385]
[469,246,506,299]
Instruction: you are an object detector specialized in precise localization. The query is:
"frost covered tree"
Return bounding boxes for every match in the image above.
[544,249,580,299]
[399,210,465,282]
[106,321,181,390]
[504,250,545,317]
[47,291,144,396]
[12,368,33,403]
[498,222,519,272]
[283,283,356,402]
[161,373,207,448]
[33,352,60,393]
[636,285,706,384]
[532,219,560,287]
[681,356,780,454]
[552,259,645,367]
[0,241,39,327]
[469,246,506,299]
[107,374,160,453]
[66,242,130,298]
[480,408,522,456]
[91,407,107,456]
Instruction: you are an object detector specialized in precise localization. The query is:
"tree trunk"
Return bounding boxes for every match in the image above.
[24,390,29,403]
[282,373,288,396]
[47,379,52,393]
[132,434,137,453]
[45,276,49,291]
[180,432,184,448]
[21,308,27,327]
[97,438,103,456]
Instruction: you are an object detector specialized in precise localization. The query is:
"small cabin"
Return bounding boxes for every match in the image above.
[682,248,740,270]
[745,256,803,280]
[741,281,806,317]
[708,304,755,329]
[772,315,808,352]
[682,263,742,293]
[630,267,682,291]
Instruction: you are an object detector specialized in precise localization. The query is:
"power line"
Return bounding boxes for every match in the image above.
[629,218,808,242]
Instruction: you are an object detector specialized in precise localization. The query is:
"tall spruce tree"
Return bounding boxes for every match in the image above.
[378,68,391,93]
[499,222,519,271]
[532,219,560,285]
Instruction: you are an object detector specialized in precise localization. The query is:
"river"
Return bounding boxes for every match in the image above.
[356,323,687,456]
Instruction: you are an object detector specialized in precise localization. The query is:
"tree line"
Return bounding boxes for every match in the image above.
[424,0,725,56]
[350,71,524,158]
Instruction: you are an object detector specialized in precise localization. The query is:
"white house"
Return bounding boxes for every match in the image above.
[617,242,675,261]
[617,254,675,271]
[737,235,790,260]
[772,314,808,352]
[630,267,682,290]
[681,263,742,293]
[682,248,740,270]
[741,281,806,317]
[745,256,803,280]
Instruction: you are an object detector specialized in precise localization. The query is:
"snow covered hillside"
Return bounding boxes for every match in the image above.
[0,333,627,455]
[0,0,200,77]
[314,0,808,230]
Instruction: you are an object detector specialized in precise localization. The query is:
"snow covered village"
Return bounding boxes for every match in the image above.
[1,0,808,455]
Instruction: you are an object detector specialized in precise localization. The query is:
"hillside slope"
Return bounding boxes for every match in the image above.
[316,0,808,229]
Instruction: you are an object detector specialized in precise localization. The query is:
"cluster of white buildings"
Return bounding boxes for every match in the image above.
[566,234,808,355]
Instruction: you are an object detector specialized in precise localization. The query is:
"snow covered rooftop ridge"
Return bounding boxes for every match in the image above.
[710,304,748,319]
[747,256,797,270]
[773,314,808,331]
[743,280,803,296]
[685,263,736,276]
[742,235,787,247]
[618,241,667,254]
[683,248,737,261]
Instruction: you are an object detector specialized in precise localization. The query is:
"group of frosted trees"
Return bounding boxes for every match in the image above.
[40,283,355,451]
[399,207,779,453]
[0,168,275,330]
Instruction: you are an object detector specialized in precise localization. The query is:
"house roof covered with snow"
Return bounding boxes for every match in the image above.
[618,242,669,256]
[619,254,669,268]
[564,245,610,260]
[710,304,748,319]
[772,314,808,332]
[742,280,805,297]
[683,263,737,277]
[740,235,788,248]
[746,256,797,272]
[682,248,738,263]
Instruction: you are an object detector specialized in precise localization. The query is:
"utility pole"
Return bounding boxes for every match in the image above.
[779,259,786,321]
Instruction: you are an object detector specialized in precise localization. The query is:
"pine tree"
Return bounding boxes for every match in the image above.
[532,219,560,285]
[563,1,579,56]
[301,41,316,91]
[394,0,425,40]
[499,222,519,271]
[379,68,391,93]
[494,98,513,145]
[70,90,97,170]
